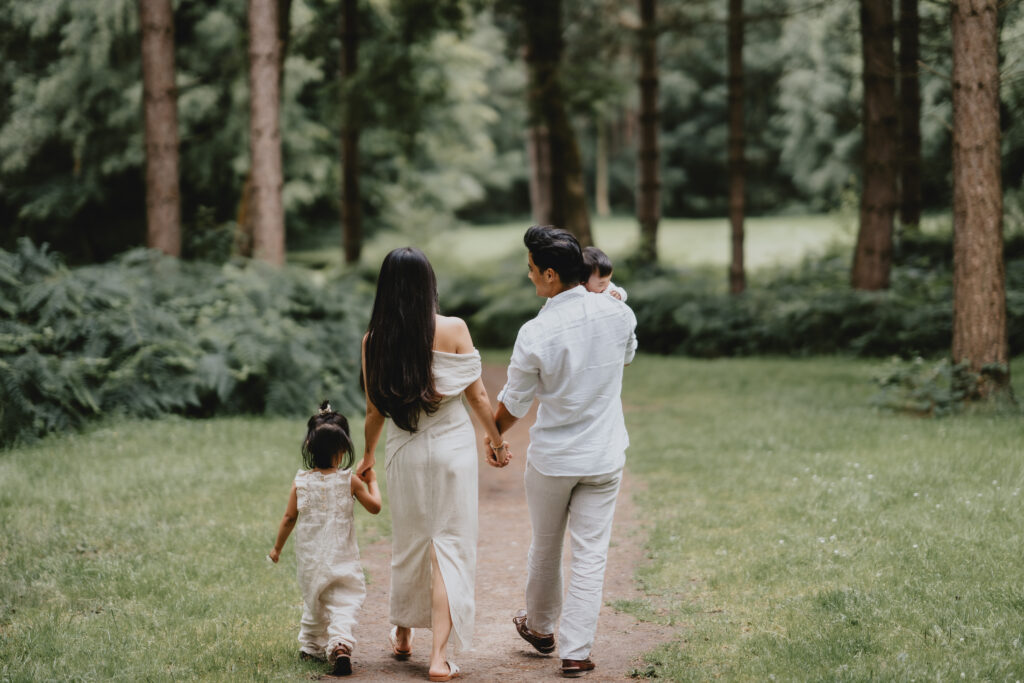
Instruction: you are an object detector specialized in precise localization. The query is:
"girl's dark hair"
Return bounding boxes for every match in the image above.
[524,225,585,284]
[302,401,354,470]
[364,247,442,433]
[582,246,613,278]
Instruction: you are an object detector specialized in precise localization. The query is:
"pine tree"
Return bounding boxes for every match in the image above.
[951,0,1011,399]
[248,0,286,265]
[139,0,182,257]
[851,0,898,290]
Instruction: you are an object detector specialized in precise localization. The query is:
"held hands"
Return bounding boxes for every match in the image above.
[356,454,375,482]
[485,434,512,468]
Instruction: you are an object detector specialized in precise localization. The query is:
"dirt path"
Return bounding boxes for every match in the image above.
[338,364,676,680]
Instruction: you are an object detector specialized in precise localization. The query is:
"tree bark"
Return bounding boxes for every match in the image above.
[595,115,611,217]
[237,0,291,259]
[727,0,745,294]
[898,0,922,229]
[951,0,1010,397]
[522,0,593,246]
[341,0,362,265]
[851,0,898,290]
[527,126,553,224]
[636,0,660,264]
[248,0,285,266]
[139,0,181,257]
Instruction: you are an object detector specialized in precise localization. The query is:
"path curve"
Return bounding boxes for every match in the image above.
[337,363,675,680]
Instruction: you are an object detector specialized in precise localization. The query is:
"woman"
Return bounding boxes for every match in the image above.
[357,247,510,682]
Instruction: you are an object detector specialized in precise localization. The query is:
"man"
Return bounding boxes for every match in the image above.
[494,225,637,678]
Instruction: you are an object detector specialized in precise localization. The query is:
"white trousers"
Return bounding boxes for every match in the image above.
[524,461,623,661]
[297,561,366,660]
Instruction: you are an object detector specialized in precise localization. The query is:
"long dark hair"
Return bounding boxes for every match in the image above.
[302,401,354,470]
[364,247,442,433]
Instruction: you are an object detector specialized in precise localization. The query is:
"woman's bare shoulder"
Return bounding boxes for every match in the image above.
[434,315,472,353]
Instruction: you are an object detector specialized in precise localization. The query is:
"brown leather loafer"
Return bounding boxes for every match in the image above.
[560,658,595,677]
[513,609,556,654]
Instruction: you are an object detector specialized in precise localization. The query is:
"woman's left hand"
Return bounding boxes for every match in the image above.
[356,455,375,480]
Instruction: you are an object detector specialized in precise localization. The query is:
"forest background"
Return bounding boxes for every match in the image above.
[3,0,1022,260]
[1,0,1023,441]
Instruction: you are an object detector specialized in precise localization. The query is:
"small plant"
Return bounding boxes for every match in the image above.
[870,357,1010,416]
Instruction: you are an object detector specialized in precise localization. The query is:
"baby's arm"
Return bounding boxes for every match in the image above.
[351,468,382,515]
[268,483,298,563]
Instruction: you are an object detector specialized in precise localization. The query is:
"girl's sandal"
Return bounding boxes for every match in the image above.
[389,626,413,660]
[330,645,352,676]
[428,661,460,682]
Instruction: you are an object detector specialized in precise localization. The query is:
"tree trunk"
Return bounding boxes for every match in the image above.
[898,0,922,229]
[727,0,745,294]
[237,0,291,259]
[527,126,553,224]
[341,0,362,265]
[636,0,660,264]
[139,0,181,257]
[851,0,898,290]
[951,0,1011,398]
[522,0,593,246]
[248,0,285,265]
[595,115,611,217]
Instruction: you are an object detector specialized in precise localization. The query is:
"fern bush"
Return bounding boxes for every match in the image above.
[0,240,370,447]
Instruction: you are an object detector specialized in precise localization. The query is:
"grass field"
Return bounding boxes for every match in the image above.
[2,355,1022,680]
[619,355,1024,681]
[289,214,856,274]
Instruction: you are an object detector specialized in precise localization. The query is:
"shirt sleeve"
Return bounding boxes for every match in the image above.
[623,308,638,365]
[497,328,540,419]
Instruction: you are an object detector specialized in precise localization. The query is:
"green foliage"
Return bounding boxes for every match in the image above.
[871,357,983,416]
[0,0,518,260]
[0,239,370,447]
[440,230,1024,360]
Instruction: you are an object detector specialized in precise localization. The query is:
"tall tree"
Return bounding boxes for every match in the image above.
[636,0,661,264]
[238,0,292,258]
[595,115,611,217]
[851,0,898,290]
[139,0,181,257]
[340,0,362,265]
[951,0,1010,398]
[521,0,593,246]
[248,0,286,265]
[727,0,745,293]
[898,0,922,228]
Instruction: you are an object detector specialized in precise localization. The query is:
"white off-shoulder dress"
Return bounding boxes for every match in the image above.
[385,349,481,652]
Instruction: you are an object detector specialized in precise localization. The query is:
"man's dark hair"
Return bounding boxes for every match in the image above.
[524,225,585,285]
[582,246,613,278]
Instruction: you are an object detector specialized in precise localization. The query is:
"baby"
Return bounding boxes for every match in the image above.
[582,246,627,302]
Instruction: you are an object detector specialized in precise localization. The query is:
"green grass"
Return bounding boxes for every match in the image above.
[619,355,1024,681]
[289,214,855,274]
[2,355,1022,681]
[0,417,390,681]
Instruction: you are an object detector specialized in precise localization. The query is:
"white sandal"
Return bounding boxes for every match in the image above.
[428,660,460,682]
[389,625,413,659]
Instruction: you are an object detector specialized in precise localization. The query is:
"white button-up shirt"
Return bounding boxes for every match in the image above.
[497,285,638,476]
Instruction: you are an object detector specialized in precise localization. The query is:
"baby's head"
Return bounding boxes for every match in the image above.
[302,400,354,470]
[582,246,614,294]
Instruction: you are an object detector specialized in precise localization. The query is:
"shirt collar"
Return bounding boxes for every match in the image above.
[541,284,586,312]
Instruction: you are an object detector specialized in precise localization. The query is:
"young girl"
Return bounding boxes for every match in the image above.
[269,401,382,676]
